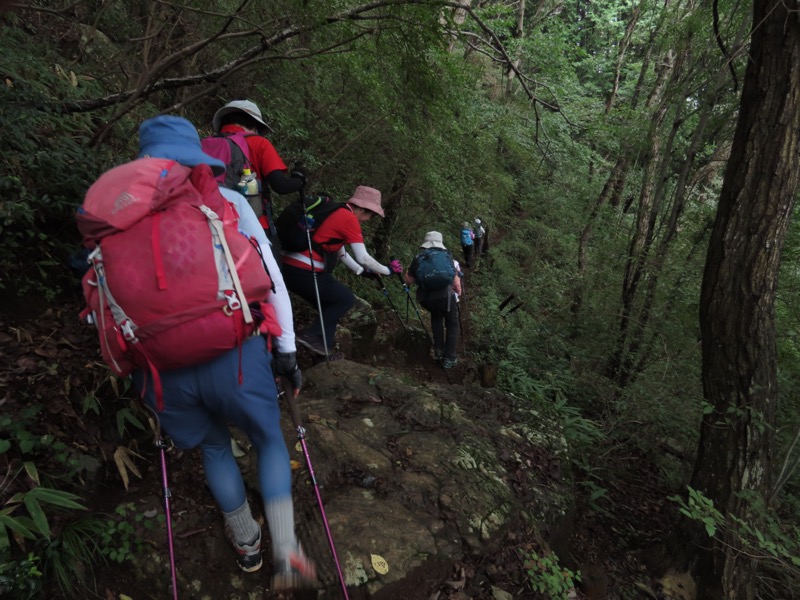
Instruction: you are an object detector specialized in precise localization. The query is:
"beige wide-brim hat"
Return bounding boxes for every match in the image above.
[347,185,385,217]
[212,100,272,134]
[420,231,446,249]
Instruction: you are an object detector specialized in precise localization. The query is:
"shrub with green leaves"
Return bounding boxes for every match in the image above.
[521,548,581,599]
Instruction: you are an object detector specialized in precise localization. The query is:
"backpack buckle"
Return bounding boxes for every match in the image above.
[224,291,242,312]
[120,319,137,341]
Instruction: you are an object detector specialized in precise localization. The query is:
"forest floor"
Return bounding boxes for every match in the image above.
[0,259,685,599]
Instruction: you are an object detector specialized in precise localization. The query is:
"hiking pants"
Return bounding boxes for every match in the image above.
[423,294,460,361]
[461,244,473,268]
[474,236,483,258]
[132,336,292,513]
[282,264,355,350]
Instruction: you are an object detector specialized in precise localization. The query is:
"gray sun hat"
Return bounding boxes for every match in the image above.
[212,100,272,134]
[420,231,446,249]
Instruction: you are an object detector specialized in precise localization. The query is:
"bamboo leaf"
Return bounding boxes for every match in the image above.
[23,494,50,539]
[27,487,85,510]
[0,508,37,540]
[23,461,39,485]
[113,446,142,490]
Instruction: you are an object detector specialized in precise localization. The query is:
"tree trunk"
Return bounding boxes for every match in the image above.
[689,3,800,598]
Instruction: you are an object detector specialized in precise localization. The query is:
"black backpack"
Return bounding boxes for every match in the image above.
[275,193,344,253]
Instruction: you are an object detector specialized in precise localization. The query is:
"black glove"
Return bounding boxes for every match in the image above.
[290,170,307,187]
[360,269,381,281]
[273,351,302,392]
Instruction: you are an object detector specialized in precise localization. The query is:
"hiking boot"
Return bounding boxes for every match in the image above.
[225,527,262,573]
[271,544,318,590]
[442,357,458,369]
[433,350,444,361]
[296,331,327,356]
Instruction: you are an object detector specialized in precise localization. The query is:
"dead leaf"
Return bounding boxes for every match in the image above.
[113,446,142,490]
[10,327,32,343]
[444,567,466,590]
[16,357,38,371]
[491,586,513,600]
[370,553,389,574]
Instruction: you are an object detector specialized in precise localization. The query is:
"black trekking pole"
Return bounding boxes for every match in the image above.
[277,383,349,599]
[391,272,433,347]
[143,405,179,600]
[389,272,453,384]
[299,186,331,364]
[371,276,439,382]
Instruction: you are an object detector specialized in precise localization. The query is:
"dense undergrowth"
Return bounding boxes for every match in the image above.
[3,1,800,598]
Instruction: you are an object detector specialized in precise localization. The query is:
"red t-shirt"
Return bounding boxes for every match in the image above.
[219,125,287,179]
[282,205,364,271]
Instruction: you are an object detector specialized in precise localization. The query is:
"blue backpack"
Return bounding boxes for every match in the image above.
[415,248,457,291]
[460,228,473,246]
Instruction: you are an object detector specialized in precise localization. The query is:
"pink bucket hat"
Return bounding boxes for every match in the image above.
[347,186,385,217]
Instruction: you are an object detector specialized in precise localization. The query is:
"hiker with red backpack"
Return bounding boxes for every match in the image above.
[78,115,316,590]
[404,231,462,369]
[281,185,402,359]
[202,99,305,264]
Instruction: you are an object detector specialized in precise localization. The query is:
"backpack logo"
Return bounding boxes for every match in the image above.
[415,248,456,291]
[112,192,139,214]
[275,193,343,254]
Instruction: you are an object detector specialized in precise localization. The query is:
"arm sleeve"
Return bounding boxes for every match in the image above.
[219,187,295,352]
[266,169,302,194]
[338,247,364,274]
[349,242,390,275]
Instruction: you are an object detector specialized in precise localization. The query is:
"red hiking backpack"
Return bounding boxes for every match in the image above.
[77,158,280,409]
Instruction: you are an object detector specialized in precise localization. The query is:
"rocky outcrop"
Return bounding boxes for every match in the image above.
[238,359,576,596]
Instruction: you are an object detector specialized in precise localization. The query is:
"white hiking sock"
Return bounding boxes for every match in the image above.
[223,500,260,547]
[264,496,297,564]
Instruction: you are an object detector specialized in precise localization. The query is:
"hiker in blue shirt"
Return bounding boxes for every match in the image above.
[460,221,474,268]
[404,231,462,368]
[133,116,316,589]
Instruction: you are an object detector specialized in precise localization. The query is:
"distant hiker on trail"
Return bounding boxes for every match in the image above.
[404,231,462,369]
[82,115,316,589]
[282,185,401,359]
[203,99,306,264]
[473,217,486,259]
[460,221,474,268]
